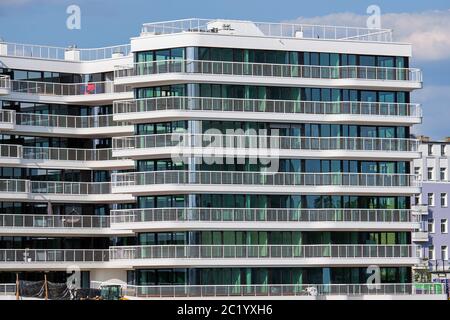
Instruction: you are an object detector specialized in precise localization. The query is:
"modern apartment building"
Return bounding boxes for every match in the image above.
[0,18,446,299]
[413,137,450,279]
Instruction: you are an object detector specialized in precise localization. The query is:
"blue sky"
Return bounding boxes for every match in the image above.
[0,0,449,139]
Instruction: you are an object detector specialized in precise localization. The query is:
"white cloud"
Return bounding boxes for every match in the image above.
[286,10,450,62]
[412,85,450,139]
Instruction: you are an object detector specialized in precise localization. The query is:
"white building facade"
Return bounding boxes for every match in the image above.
[0,19,446,299]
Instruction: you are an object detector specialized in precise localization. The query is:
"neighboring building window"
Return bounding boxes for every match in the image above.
[414,195,420,205]
[441,246,448,260]
[428,144,433,155]
[440,168,447,181]
[427,167,433,180]
[428,219,435,233]
[428,193,434,206]
[441,219,448,233]
[429,246,435,260]
[414,167,420,176]
[441,193,447,208]
[441,193,448,207]
[442,144,446,156]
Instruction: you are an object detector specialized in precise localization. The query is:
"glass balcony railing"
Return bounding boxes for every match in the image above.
[114,97,422,118]
[0,179,112,195]
[0,179,29,193]
[30,181,111,195]
[0,41,131,61]
[110,208,416,224]
[0,283,16,296]
[22,146,113,162]
[10,80,131,96]
[111,171,419,188]
[0,214,110,229]
[0,144,115,162]
[16,113,126,129]
[114,59,422,83]
[0,249,109,263]
[112,134,419,153]
[109,244,416,260]
[90,282,445,298]
[0,109,14,124]
[0,75,10,90]
[140,18,393,42]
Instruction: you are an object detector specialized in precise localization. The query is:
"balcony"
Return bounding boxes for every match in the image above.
[0,249,111,270]
[90,281,446,300]
[0,214,133,236]
[412,231,429,242]
[0,110,15,131]
[0,75,10,95]
[0,179,134,203]
[0,144,134,170]
[111,171,420,196]
[411,205,429,215]
[5,80,132,105]
[140,18,393,42]
[109,244,418,267]
[114,60,422,90]
[113,97,422,125]
[110,207,418,231]
[112,133,420,160]
[11,112,134,137]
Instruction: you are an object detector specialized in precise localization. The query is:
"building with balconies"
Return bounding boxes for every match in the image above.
[412,137,450,279]
[0,18,445,300]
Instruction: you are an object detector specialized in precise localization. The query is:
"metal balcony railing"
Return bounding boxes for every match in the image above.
[0,249,109,263]
[16,113,125,128]
[30,181,111,195]
[10,80,130,96]
[113,96,422,118]
[90,282,445,298]
[0,144,115,162]
[22,146,113,162]
[0,144,21,158]
[114,59,422,83]
[140,18,393,42]
[109,244,416,260]
[0,179,29,193]
[0,75,10,90]
[0,214,110,229]
[0,283,16,296]
[0,109,15,125]
[112,133,419,153]
[110,208,416,224]
[111,171,419,188]
[0,41,131,61]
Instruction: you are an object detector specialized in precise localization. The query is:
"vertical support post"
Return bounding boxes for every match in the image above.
[15,273,19,300]
[44,274,49,300]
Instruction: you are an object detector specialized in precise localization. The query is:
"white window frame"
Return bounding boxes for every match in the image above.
[441,219,448,234]
[429,246,435,260]
[428,193,435,206]
[428,219,435,233]
[427,167,434,180]
[440,168,447,181]
[441,246,448,261]
[441,193,448,207]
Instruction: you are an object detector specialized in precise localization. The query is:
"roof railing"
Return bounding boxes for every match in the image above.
[0,42,131,61]
[140,18,393,42]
